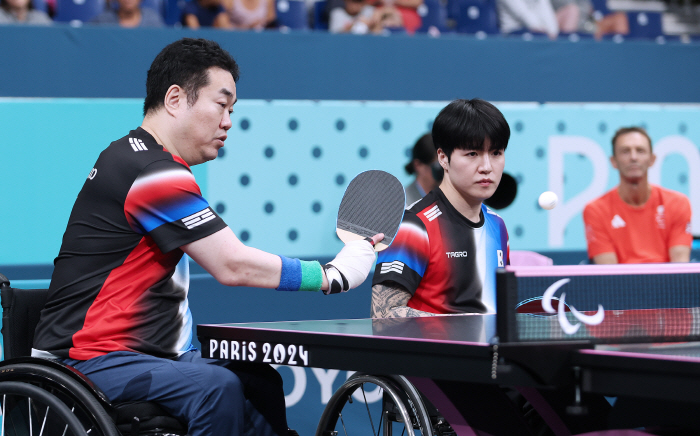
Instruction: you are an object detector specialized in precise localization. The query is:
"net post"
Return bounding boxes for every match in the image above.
[496,269,518,343]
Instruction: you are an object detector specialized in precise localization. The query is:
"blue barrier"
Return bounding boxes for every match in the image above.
[1,26,700,102]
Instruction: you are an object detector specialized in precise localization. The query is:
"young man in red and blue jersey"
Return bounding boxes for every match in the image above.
[371,98,510,318]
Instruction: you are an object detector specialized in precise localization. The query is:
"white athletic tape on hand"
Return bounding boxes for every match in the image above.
[326,239,377,291]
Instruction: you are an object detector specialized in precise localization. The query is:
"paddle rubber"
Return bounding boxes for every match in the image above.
[336,170,405,252]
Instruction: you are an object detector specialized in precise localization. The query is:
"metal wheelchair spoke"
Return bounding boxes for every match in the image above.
[316,374,437,436]
[339,410,348,436]
[40,402,49,436]
[0,381,88,436]
[360,385,378,436]
[28,397,32,436]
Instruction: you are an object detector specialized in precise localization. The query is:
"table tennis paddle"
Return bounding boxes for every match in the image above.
[336,170,405,252]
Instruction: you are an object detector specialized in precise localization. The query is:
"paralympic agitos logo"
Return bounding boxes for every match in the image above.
[542,278,605,334]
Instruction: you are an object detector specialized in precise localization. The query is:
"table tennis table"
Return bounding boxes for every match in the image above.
[197,263,700,436]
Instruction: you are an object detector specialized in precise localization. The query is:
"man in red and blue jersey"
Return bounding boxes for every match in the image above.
[371,99,510,318]
[32,38,381,436]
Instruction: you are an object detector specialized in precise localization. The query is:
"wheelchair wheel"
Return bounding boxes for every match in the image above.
[0,381,87,436]
[315,373,434,436]
[0,364,118,436]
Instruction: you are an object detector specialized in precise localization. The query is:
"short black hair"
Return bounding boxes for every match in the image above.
[143,38,240,117]
[405,133,436,175]
[611,126,652,155]
[431,99,510,160]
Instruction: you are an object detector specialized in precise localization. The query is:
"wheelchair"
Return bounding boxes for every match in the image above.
[316,373,456,436]
[0,273,188,436]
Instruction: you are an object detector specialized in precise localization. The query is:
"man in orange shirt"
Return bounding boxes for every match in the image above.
[583,127,692,264]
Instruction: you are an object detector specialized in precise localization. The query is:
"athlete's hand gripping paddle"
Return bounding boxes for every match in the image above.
[336,170,406,252]
[324,170,405,294]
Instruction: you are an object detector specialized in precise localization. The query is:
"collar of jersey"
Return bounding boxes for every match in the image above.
[434,188,485,229]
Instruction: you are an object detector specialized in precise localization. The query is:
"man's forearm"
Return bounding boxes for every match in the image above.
[371,283,438,318]
[669,245,691,263]
[591,252,618,264]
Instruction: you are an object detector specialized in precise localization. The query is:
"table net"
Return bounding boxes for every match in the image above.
[496,264,700,344]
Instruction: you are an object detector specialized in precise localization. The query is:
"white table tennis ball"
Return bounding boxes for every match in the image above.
[538,191,558,210]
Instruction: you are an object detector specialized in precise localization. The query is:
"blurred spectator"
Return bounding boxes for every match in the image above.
[328,0,423,33]
[404,133,442,206]
[550,0,589,32]
[91,0,165,26]
[381,0,421,34]
[496,0,559,38]
[223,0,275,29]
[592,10,628,39]
[329,0,378,33]
[550,0,627,37]
[0,0,52,24]
[182,0,232,27]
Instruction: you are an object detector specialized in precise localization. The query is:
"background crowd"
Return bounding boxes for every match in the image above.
[1,0,698,41]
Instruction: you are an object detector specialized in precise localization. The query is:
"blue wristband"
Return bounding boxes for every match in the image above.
[277,255,302,292]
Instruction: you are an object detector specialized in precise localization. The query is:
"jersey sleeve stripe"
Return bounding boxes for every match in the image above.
[378,248,428,277]
[376,221,429,277]
[126,166,211,233]
[151,211,227,254]
[131,167,199,191]
[183,209,216,229]
[131,197,212,233]
[371,262,423,295]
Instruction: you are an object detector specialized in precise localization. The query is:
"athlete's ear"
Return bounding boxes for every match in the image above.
[649,152,656,167]
[437,148,449,170]
[163,85,184,116]
[609,155,619,170]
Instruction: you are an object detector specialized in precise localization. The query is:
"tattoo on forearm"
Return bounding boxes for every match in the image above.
[371,283,438,318]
